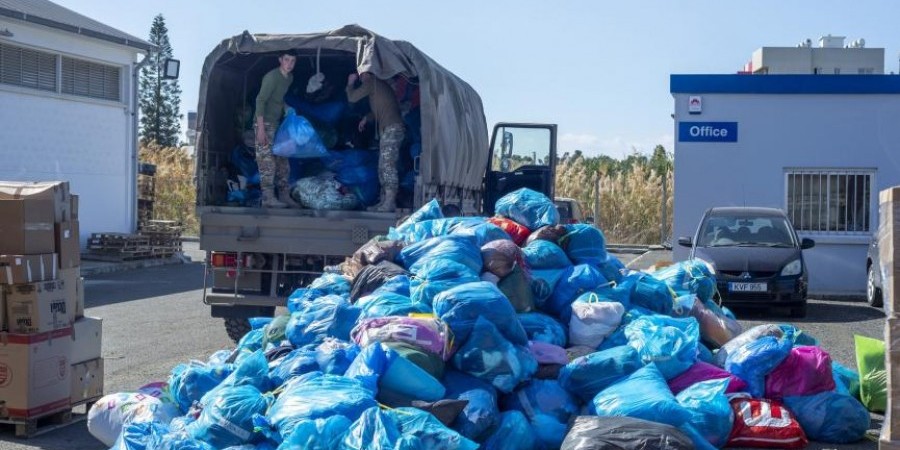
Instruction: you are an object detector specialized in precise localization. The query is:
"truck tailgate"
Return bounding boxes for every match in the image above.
[199,208,397,255]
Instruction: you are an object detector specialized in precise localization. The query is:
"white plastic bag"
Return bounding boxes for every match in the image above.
[87,392,179,446]
[569,299,625,348]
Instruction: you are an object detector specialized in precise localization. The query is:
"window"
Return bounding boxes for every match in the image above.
[61,56,121,101]
[0,42,57,92]
[0,42,122,102]
[785,169,872,233]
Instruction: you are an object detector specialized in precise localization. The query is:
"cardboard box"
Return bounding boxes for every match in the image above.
[75,276,84,319]
[70,358,103,404]
[0,181,71,223]
[0,199,56,255]
[5,279,75,333]
[70,195,79,221]
[0,290,5,331]
[0,254,58,285]
[71,316,102,364]
[881,186,900,316]
[0,327,72,418]
[55,221,80,270]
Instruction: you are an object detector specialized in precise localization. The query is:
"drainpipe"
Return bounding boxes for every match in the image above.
[130,52,152,233]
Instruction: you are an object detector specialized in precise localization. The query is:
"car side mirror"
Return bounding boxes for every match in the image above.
[678,236,693,248]
[800,238,815,250]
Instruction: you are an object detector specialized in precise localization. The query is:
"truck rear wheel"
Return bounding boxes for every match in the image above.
[224,317,251,344]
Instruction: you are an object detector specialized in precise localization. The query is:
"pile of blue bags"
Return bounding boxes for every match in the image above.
[95,188,871,449]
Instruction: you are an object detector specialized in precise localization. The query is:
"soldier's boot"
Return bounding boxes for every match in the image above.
[261,187,287,208]
[277,182,302,208]
[371,188,397,213]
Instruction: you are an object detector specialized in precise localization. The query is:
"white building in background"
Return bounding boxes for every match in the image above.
[0,0,152,242]
[742,34,884,75]
[671,37,900,297]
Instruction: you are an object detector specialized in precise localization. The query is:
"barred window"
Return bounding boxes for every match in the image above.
[785,169,872,233]
[0,42,57,92]
[61,56,120,101]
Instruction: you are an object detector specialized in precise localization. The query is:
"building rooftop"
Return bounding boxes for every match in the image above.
[0,0,152,52]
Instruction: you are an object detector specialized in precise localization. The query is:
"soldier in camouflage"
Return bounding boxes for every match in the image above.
[346,71,405,212]
[254,50,298,208]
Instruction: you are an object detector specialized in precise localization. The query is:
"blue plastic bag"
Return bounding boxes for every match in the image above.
[558,345,643,402]
[342,406,402,450]
[187,385,271,448]
[410,258,480,307]
[265,373,377,442]
[276,415,351,450]
[522,240,571,270]
[286,288,325,314]
[389,199,444,240]
[559,224,607,266]
[169,362,235,413]
[597,254,627,284]
[596,306,652,351]
[315,338,360,376]
[399,236,483,275]
[443,370,499,442]
[503,380,577,447]
[268,346,320,387]
[452,317,537,393]
[530,268,567,307]
[157,432,217,450]
[627,272,675,315]
[283,96,347,125]
[389,407,479,450]
[591,364,693,428]
[783,391,870,444]
[449,220,512,248]
[832,361,861,399]
[625,315,700,380]
[675,378,734,448]
[545,264,608,319]
[109,421,169,450]
[200,350,270,407]
[495,188,560,230]
[356,292,431,319]
[285,295,361,347]
[482,411,536,450]
[652,259,717,303]
[272,111,328,159]
[308,273,352,296]
[433,281,529,346]
[372,275,412,297]
[518,312,567,347]
[724,334,793,398]
[231,144,260,182]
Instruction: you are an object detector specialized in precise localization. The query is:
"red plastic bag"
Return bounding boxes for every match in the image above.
[667,361,748,395]
[727,395,808,449]
[487,217,531,246]
[765,345,835,399]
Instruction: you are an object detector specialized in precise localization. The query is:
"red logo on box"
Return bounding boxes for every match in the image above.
[0,363,11,387]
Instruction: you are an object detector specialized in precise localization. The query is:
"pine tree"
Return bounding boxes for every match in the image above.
[140,14,182,148]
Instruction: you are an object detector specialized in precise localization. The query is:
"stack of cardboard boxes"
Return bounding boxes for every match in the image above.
[0,181,103,420]
[882,186,900,449]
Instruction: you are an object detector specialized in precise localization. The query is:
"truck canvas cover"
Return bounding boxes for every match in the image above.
[196,24,489,195]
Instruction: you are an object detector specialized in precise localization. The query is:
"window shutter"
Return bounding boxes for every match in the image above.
[0,42,57,92]
[61,56,120,101]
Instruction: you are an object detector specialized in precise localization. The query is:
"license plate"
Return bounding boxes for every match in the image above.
[728,282,767,293]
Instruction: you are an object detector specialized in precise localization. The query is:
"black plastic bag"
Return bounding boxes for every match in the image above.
[561,416,694,450]
[349,261,409,302]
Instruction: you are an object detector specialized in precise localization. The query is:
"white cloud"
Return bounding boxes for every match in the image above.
[559,132,675,159]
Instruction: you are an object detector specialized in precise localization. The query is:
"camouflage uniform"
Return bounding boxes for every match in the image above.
[256,123,291,199]
[378,123,405,191]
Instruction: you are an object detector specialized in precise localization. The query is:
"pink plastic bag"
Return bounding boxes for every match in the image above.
[765,346,835,398]
[528,341,568,365]
[668,361,748,395]
[350,316,453,360]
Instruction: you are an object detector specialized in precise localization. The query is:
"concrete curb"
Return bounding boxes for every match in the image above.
[80,255,190,277]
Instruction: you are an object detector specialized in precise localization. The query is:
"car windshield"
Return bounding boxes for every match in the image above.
[697,214,796,247]
[555,201,573,219]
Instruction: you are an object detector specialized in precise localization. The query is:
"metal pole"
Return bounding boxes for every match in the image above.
[661,169,668,244]
[594,173,601,228]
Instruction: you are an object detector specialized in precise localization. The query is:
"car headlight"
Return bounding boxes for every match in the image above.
[781,259,802,276]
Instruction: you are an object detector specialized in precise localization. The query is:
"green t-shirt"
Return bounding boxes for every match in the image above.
[255,67,293,125]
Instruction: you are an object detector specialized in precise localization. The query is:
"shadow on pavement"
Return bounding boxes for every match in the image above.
[85,263,205,308]
[731,299,885,324]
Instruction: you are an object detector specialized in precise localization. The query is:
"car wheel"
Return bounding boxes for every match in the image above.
[790,301,807,319]
[867,265,883,308]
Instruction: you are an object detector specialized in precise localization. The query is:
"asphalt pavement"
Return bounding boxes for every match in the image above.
[0,248,885,449]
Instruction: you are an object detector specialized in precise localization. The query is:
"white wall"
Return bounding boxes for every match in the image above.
[0,18,142,243]
[672,91,900,296]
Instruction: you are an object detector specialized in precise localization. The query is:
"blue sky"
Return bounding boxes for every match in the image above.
[60,0,900,158]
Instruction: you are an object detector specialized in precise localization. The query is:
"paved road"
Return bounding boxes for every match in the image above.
[0,250,885,449]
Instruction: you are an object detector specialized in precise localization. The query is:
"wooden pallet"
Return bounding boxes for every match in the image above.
[0,397,98,438]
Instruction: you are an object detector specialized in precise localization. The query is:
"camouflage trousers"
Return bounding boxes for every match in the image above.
[379,123,405,191]
[256,123,291,197]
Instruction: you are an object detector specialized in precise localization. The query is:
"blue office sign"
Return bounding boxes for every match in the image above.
[678,122,738,142]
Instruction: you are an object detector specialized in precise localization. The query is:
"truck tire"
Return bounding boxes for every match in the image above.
[224,317,251,344]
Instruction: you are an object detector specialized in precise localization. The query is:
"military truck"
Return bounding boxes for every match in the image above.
[194,25,557,341]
